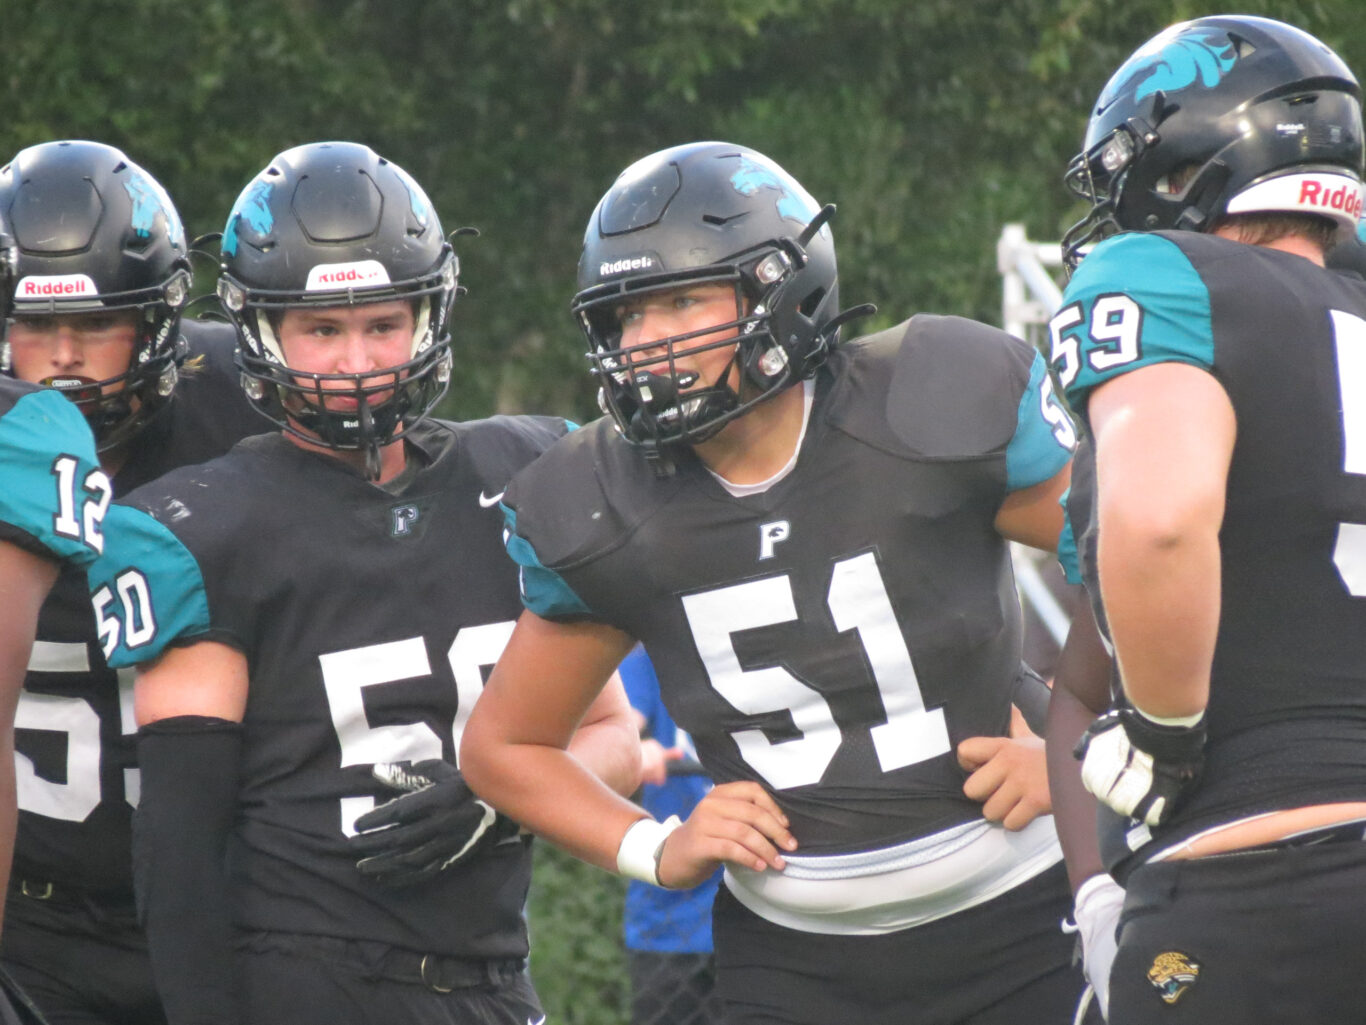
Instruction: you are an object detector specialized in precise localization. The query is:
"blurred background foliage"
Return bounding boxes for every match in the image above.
[4,0,1364,425]
[4,2,1365,1020]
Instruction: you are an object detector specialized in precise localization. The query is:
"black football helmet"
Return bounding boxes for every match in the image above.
[1063,16,1364,268]
[217,142,456,475]
[0,141,192,450]
[574,142,848,455]
[0,219,14,325]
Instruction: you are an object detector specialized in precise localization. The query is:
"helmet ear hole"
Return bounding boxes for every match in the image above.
[798,287,827,318]
[1158,162,1203,196]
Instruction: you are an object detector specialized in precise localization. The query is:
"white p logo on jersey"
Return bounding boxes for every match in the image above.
[391,504,420,536]
[758,520,791,561]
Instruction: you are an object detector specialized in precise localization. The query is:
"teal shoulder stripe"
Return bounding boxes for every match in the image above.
[0,389,104,566]
[1006,350,1075,491]
[501,506,591,618]
[1057,233,1214,411]
[88,504,213,668]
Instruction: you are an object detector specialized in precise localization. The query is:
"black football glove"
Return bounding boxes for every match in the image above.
[1075,708,1206,827]
[349,759,520,888]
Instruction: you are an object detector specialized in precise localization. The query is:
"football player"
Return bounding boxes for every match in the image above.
[0,140,267,1025]
[0,370,110,1025]
[462,141,1085,1024]
[1049,15,1366,1023]
[87,142,640,1025]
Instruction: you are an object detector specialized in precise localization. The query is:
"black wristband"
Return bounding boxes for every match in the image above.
[1118,707,1207,763]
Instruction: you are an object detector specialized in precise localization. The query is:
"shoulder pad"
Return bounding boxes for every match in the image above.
[827,315,1036,460]
[433,414,571,497]
[504,417,683,570]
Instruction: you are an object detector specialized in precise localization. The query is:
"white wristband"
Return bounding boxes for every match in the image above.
[615,815,682,887]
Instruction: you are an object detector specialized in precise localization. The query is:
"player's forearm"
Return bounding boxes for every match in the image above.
[462,734,650,872]
[1046,605,1114,891]
[0,745,15,938]
[566,705,643,798]
[0,545,58,935]
[1098,520,1219,719]
[1046,676,1107,892]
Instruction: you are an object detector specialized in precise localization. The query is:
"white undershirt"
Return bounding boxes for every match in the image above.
[705,379,816,497]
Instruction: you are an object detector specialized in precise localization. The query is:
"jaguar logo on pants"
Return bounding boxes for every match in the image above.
[1147,950,1201,1004]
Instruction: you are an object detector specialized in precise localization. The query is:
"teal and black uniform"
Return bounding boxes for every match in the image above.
[1055,231,1366,870]
[0,377,106,568]
[90,414,568,1025]
[0,375,106,1025]
[2,321,266,1025]
[1053,230,1366,1023]
[505,316,1084,1025]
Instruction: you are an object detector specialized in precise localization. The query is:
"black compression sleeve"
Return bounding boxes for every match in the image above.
[134,716,243,1025]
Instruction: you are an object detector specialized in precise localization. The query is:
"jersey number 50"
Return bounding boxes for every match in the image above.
[319,622,514,836]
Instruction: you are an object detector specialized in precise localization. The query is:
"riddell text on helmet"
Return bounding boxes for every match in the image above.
[600,256,656,276]
[16,275,98,297]
[305,260,391,290]
[1299,179,1364,219]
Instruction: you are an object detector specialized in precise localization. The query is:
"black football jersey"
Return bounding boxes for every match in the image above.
[1053,231,1366,869]
[14,319,268,894]
[505,317,1074,855]
[91,415,570,956]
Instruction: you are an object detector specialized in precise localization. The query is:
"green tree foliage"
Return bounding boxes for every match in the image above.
[4,0,1365,420]
[6,2,1366,1020]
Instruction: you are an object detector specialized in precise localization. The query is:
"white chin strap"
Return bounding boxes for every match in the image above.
[256,312,287,365]
[410,301,433,358]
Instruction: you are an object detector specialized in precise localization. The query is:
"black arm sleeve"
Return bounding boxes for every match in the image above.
[134,716,243,1025]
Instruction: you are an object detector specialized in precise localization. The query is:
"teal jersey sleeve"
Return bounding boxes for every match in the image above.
[1050,233,1215,413]
[87,503,213,669]
[0,387,108,566]
[1056,487,1082,585]
[1005,349,1076,491]
[501,505,592,619]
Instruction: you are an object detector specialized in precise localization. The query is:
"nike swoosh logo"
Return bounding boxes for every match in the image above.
[479,490,505,508]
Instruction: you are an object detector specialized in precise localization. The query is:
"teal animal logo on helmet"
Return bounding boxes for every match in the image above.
[222,179,276,257]
[1100,28,1238,110]
[123,168,185,245]
[730,156,817,225]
